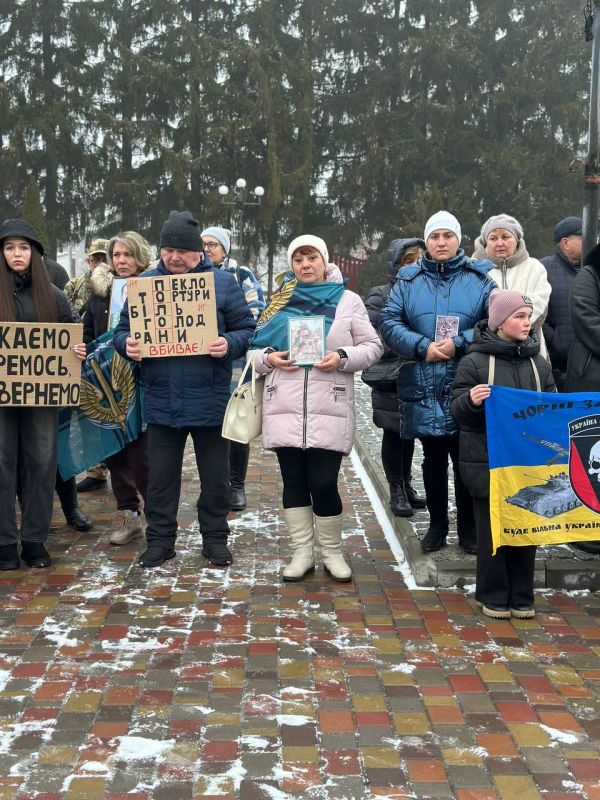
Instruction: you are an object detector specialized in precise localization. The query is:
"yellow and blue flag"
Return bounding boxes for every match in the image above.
[487,386,600,553]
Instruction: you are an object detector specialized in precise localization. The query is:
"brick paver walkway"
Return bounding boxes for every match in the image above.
[1,443,600,799]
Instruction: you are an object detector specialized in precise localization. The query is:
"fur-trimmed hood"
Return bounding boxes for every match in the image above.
[90,264,114,299]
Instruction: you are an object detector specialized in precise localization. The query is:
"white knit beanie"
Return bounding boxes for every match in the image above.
[424,211,462,245]
[287,235,329,269]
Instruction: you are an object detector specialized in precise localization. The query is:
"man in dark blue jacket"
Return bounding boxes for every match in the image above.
[114,211,256,568]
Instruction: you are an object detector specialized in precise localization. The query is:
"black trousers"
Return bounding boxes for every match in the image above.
[145,424,230,546]
[275,447,343,517]
[0,408,57,544]
[104,432,149,512]
[381,430,416,483]
[420,435,474,530]
[473,496,536,608]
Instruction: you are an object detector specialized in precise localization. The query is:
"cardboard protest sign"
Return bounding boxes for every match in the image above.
[127,273,218,358]
[0,322,83,407]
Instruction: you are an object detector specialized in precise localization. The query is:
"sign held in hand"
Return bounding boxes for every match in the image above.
[0,322,83,406]
[127,273,218,358]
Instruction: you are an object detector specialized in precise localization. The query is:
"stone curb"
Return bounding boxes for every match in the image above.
[354,429,600,590]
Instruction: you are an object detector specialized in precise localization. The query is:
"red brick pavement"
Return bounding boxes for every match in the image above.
[0,444,598,798]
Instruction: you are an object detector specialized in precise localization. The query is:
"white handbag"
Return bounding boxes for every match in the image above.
[222,354,264,444]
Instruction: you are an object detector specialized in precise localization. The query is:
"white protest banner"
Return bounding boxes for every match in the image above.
[127,273,218,357]
[0,322,83,407]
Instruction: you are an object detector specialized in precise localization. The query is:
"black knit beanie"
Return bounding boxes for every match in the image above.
[160,211,203,251]
[0,218,44,255]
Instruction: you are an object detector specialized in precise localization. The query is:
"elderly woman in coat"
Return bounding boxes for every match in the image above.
[380,211,496,555]
[472,214,551,358]
[250,235,382,582]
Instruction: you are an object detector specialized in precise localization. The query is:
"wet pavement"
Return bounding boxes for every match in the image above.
[0,396,600,797]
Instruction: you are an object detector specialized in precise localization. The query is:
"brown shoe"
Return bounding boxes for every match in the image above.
[110,510,143,545]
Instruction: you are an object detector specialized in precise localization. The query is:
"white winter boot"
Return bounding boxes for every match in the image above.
[282,507,315,581]
[314,513,352,582]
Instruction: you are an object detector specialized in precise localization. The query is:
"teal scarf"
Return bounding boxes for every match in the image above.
[250,272,346,352]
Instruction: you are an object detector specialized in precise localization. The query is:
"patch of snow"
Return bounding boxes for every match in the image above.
[0,670,11,693]
[540,725,582,744]
[77,761,111,773]
[275,715,315,726]
[239,735,270,750]
[113,736,174,761]
[101,636,171,653]
[0,719,55,755]
[387,663,416,673]
[562,779,584,791]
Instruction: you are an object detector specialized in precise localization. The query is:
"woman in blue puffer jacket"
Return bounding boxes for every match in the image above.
[380,211,496,555]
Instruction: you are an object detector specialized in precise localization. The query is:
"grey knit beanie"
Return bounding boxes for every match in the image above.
[480,214,524,244]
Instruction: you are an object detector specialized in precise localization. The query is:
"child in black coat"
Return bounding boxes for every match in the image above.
[451,289,556,620]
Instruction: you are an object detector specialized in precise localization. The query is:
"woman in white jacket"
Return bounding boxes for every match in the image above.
[472,214,551,358]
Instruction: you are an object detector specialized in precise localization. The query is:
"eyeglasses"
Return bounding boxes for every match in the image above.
[203,241,220,250]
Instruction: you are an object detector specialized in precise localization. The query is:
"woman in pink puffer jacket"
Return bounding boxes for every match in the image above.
[250,235,383,582]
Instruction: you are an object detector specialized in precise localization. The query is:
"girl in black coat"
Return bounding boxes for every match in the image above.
[0,219,86,571]
[364,238,426,516]
[451,289,555,620]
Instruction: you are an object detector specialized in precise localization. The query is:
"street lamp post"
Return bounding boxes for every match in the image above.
[218,178,265,262]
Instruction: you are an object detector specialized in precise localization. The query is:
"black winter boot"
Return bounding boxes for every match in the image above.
[202,533,233,566]
[458,526,477,555]
[420,524,448,552]
[229,442,250,511]
[404,480,427,509]
[138,543,176,568]
[55,475,94,531]
[21,542,51,568]
[0,544,20,571]
[389,482,414,517]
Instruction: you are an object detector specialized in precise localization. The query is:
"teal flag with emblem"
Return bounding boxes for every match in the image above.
[57,331,144,480]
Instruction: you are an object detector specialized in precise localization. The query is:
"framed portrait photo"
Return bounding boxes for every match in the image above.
[288,316,326,366]
[109,278,128,331]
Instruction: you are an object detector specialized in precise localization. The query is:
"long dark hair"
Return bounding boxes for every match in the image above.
[0,244,58,322]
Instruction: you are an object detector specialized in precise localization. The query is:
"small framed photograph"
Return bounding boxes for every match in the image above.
[435,314,460,342]
[109,278,128,331]
[288,316,326,365]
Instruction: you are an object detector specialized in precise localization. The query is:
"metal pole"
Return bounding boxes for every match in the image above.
[238,204,244,262]
[583,1,600,259]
